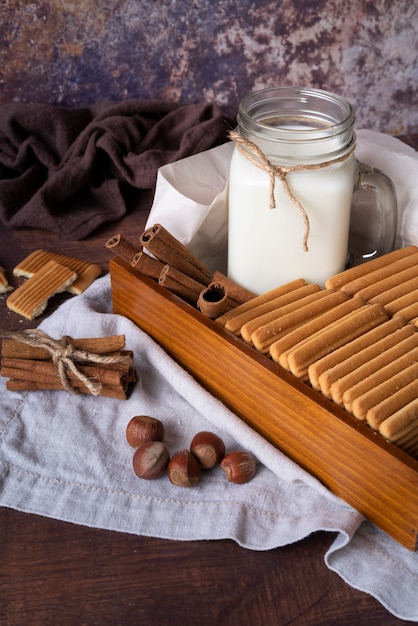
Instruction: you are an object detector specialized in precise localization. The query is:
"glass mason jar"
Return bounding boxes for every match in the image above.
[227,86,397,294]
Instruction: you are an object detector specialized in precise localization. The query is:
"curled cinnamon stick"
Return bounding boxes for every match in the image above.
[105,234,140,264]
[197,283,234,318]
[141,224,211,285]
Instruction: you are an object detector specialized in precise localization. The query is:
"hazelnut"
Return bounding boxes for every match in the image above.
[126,415,164,447]
[220,451,257,484]
[190,431,226,469]
[167,450,201,487]
[132,441,170,479]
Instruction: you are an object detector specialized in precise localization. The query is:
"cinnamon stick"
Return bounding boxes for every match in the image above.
[6,379,128,400]
[0,331,136,399]
[105,234,140,264]
[1,358,128,388]
[197,283,235,318]
[131,250,165,279]
[159,265,206,305]
[1,334,127,360]
[210,271,255,306]
[141,224,211,285]
[97,350,137,382]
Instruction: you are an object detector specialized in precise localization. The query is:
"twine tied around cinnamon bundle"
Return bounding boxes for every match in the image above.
[228,129,356,252]
[0,329,131,396]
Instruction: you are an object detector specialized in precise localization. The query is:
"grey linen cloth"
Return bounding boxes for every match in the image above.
[0,274,417,621]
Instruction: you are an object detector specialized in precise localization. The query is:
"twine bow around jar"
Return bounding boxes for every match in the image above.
[228,129,356,252]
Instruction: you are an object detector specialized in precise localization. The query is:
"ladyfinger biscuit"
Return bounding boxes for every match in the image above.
[398,442,418,460]
[238,284,322,344]
[353,265,418,304]
[249,290,348,353]
[287,302,388,380]
[390,425,418,449]
[387,418,418,448]
[343,341,418,417]
[351,356,418,420]
[366,377,418,430]
[215,278,308,328]
[270,297,365,369]
[13,249,101,295]
[381,415,418,459]
[391,289,418,323]
[398,436,418,457]
[0,266,13,293]
[310,317,408,394]
[331,330,418,408]
[367,278,418,315]
[324,245,418,290]
[6,260,77,320]
[336,251,418,296]
[379,398,418,441]
[386,427,418,458]
[222,281,315,336]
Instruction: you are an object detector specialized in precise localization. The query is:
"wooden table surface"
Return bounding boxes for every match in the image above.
[1,137,417,626]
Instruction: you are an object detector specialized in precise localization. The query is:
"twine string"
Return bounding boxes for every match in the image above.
[0,329,130,395]
[228,129,355,252]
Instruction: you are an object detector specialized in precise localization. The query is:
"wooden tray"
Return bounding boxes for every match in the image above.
[110,257,418,550]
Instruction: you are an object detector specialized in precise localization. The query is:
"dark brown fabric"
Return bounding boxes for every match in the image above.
[0,100,233,239]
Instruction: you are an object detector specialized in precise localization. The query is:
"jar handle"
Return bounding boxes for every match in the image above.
[349,161,398,266]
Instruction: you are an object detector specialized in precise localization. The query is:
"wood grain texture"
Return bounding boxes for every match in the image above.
[0,507,410,626]
[110,258,418,551]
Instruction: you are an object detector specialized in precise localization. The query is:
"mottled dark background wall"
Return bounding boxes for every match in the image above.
[1,0,417,135]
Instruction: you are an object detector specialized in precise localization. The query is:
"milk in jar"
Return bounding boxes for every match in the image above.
[227,87,358,294]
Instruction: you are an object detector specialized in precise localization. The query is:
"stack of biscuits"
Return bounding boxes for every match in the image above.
[5,250,101,320]
[0,266,13,294]
[216,246,418,459]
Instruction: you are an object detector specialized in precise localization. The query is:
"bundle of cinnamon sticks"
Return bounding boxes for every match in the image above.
[106,224,255,317]
[0,331,137,399]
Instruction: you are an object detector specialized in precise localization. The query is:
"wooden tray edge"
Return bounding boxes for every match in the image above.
[110,257,418,550]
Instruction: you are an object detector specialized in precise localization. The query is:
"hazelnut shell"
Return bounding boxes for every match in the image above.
[167,449,201,487]
[220,451,256,484]
[126,415,164,447]
[133,441,170,479]
[190,431,226,469]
